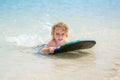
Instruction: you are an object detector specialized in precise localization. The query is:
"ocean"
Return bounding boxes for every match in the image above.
[0,0,120,80]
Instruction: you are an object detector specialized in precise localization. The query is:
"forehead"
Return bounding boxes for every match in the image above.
[54,27,65,32]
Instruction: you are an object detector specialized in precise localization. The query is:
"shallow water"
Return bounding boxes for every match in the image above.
[0,0,120,80]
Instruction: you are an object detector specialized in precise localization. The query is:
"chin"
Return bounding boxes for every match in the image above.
[57,40,63,43]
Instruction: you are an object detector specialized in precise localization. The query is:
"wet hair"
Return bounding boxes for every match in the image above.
[51,22,68,39]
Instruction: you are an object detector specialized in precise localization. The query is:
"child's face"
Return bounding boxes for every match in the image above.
[53,28,67,44]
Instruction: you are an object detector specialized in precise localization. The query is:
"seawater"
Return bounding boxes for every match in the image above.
[0,0,120,80]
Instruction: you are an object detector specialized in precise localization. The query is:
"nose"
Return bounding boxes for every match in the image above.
[58,35,63,40]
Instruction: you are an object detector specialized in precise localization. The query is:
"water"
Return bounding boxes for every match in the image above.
[0,0,120,80]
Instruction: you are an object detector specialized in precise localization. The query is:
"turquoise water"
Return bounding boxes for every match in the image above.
[0,0,120,80]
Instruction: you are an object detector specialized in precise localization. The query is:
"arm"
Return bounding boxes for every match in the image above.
[40,40,56,54]
[40,47,50,54]
[40,46,55,54]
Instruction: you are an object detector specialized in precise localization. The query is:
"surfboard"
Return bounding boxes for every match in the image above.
[51,40,96,54]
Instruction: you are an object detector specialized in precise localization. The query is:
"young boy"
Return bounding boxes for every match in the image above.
[40,22,69,54]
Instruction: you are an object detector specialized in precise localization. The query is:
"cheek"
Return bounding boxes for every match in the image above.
[54,34,58,39]
[63,35,67,38]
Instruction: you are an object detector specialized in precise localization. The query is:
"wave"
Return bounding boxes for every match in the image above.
[5,34,45,47]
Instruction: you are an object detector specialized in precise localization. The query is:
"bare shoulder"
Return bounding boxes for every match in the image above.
[47,40,56,47]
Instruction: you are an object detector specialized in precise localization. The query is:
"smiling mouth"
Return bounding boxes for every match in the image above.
[58,39,63,41]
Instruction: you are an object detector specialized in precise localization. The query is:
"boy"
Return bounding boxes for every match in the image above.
[40,22,69,54]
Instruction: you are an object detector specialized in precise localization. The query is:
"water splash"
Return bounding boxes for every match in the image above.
[6,34,43,47]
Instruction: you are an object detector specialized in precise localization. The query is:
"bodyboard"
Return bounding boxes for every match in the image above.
[53,40,96,54]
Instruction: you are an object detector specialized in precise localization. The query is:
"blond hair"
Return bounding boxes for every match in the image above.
[51,22,68,39]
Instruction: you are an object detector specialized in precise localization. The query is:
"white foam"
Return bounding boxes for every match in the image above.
[6,34,44,47]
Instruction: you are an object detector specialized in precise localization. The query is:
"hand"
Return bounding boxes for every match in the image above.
[49,47,55,53]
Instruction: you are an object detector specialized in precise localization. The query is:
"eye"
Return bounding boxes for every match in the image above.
[56,33,59,36]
